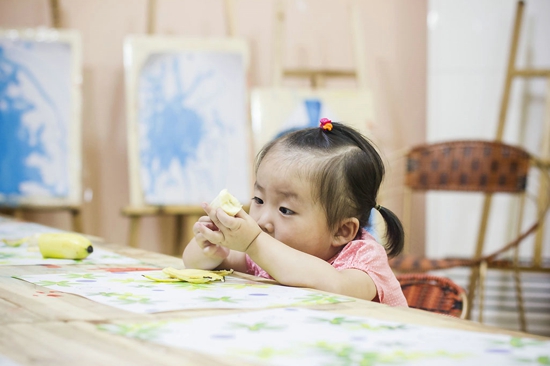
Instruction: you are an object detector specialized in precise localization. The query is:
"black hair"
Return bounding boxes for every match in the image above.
[255,122,404,258]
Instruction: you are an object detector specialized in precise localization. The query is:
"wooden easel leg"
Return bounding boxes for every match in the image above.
[180,214,199,255]
[14,209,24,220]
[128,216,141,248]
[71,208,83,233]
[173,214,184,256]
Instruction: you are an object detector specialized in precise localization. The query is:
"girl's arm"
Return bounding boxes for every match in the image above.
[198,205,378,301]
[246,233,377,301]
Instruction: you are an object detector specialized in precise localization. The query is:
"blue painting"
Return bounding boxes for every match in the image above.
[0,33,76,205]
[135,49,250,205]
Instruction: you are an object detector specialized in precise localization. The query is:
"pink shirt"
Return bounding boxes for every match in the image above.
[245,229,408,307]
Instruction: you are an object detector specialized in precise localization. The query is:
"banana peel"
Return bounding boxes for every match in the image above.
[1,237,29,247]
[143,267,234,284]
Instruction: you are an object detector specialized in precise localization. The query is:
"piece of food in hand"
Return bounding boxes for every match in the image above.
[209,189,243,216]
[36,233,94,260]
[143,267,234,283]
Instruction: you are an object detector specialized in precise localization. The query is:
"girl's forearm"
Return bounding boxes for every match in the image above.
[245,233,346,293]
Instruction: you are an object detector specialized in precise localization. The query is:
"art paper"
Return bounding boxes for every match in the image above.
[98,307,550,366]
[15,270,354,313]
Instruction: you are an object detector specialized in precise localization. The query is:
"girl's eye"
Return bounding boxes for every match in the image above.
[279,207,295,215]
[252,196,263,204]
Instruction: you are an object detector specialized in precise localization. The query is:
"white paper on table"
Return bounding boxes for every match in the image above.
[15,271,354,313]
[97,307,550,366]
[0,221,65,239]
[0,222,142,265]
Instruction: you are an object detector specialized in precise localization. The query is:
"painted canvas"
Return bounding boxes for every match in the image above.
[250,88,375,155]
[124,36,251,206]
[0,28,82,206]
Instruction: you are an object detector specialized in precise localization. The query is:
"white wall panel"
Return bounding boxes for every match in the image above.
[427,0,550,259]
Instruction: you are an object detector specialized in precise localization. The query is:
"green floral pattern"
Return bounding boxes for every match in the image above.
[97,308,550,366]
[15,271,355,313]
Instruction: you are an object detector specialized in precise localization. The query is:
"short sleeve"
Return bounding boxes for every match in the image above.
[330,236,408,307]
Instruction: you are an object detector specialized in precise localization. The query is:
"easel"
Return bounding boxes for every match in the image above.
[272,0,368,89]
[0,0,84,233]
[121,0,239,255]
[466,1,550,330]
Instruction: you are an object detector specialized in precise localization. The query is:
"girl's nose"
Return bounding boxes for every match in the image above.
[256,213,274,234]
[260,222,274,234]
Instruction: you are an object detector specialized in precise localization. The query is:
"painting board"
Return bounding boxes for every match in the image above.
[124,36,252,206]
[250,87,375,155]
[0,28,83,206]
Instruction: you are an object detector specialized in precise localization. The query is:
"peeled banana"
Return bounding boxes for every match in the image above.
[143,267,234,283]
[36,233,94,260]
[209,189,242,216]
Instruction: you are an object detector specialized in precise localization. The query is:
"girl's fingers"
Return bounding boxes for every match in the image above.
[197,221,225,244]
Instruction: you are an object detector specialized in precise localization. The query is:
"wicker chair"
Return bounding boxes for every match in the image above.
[397,273,468,319]
[389,140,549,329]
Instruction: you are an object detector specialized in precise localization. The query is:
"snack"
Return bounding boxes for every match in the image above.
[143,267,234,283]
[209,189,243,216]
[37,233,94,260]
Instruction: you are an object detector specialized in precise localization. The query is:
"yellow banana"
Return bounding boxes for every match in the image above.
[209,189,242,216]
[143,267,233,283]
[37,233,94,260]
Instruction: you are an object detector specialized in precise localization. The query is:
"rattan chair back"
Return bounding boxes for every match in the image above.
[397,273,467,319]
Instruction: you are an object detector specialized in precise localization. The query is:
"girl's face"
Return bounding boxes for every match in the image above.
[249,152,341,260]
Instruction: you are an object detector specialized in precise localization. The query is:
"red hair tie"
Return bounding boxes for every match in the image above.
[319,118,333,131]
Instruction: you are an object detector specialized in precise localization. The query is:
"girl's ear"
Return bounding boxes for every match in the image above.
[333,218,360,247]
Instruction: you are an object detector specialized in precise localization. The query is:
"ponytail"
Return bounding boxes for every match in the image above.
[377,206,404,258]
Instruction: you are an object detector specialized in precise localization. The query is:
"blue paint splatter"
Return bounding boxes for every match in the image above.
[0,44,68,201]
[139,54,208,196]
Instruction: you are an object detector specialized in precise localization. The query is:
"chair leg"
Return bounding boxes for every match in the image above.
[478,260,488,323]
[466,266,479,320]
[513,248,527,332]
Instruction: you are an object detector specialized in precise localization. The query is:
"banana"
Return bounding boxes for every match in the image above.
[36,233,94,260]
[143,267,233,283]
[209,189,242,216]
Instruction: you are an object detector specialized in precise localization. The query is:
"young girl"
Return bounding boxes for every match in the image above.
[183,119,407,307]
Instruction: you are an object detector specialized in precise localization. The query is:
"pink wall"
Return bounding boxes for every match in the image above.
[0,0,427,256]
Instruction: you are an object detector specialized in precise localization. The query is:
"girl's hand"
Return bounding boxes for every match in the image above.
[199,203,262,252]
[193,216,230,260]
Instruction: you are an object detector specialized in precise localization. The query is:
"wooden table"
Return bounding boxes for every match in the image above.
[1,240,548,366]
